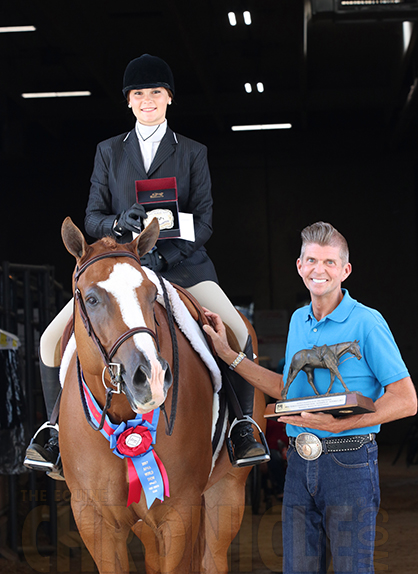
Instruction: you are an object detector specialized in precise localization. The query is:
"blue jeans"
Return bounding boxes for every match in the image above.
[282,439,380,574]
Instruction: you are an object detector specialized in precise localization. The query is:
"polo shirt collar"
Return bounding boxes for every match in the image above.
[306,289,356,323]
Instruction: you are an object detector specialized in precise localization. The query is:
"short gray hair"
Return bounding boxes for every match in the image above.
[300,222,349,264]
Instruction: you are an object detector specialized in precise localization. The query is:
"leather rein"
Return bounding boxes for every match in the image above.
[74,250,179,435]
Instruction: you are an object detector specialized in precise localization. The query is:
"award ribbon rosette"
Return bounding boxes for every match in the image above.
[81,377,169,508]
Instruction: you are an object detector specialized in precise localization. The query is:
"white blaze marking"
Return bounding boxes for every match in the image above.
[98,263,158,362]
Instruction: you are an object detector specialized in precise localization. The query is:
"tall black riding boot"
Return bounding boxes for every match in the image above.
[24,359,64,480]
[227,337,270,467]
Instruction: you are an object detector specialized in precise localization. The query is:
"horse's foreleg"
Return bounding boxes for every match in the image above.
[71,499,133,574]
[335,372,350,394]
[323,358,350,394]
[201,467,249,574]
[134,497,203,574]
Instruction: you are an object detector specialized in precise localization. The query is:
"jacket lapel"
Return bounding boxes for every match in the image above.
[147,127,177,177]
[123,130,148,179]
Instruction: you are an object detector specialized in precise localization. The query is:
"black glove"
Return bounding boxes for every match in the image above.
[113,203,147,236]
[140,250,166,272]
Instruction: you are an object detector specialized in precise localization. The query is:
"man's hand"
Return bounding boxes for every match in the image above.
[203,308,233,361]
[203,308,284,398]
[277,410,362,433]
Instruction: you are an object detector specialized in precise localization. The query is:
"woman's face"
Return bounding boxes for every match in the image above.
[128,87,171,126]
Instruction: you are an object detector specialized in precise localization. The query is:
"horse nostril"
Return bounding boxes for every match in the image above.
[134,365,150,386]
[164,365,173,390]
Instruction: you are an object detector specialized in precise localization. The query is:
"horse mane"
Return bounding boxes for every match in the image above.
[91,235,134,256]
[100,235,121,249]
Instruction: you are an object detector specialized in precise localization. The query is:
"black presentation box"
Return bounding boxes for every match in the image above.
[135,177,180,239]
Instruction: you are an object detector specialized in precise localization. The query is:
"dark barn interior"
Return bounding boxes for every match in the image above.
[2,1,418,346]
[1,1,418,571]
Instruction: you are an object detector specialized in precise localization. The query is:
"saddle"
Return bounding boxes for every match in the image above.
[171,283,240,353]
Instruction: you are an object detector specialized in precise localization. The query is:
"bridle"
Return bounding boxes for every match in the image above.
[74,250,160,386]
[73,249,179,433]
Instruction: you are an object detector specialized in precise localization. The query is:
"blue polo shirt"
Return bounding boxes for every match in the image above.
[283,289,409,438]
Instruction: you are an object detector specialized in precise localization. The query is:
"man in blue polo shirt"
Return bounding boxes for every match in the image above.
[203,221,417,574]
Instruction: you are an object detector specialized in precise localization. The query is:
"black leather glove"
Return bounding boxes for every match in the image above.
[113,203,147,236]
[140,250,166,272]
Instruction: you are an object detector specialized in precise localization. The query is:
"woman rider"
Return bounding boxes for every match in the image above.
[24,54,268,479]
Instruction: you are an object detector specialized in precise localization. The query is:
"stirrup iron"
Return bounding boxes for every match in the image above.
[226,415,270,468]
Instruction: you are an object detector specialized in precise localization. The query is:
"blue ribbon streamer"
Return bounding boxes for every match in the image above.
[81,377,167,507]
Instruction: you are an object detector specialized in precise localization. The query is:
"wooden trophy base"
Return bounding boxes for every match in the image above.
[264,392,376,419]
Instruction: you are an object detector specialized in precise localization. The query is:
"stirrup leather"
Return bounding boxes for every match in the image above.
[226,415,270,468]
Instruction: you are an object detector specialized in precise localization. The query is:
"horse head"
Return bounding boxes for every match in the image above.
[61,216,173,414]
[350,340,362,361]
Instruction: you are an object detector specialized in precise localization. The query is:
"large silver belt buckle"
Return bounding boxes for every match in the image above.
[144,209,174,230]
[295,433,322,461]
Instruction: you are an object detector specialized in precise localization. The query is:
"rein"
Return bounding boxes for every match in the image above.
[155,272,179,436]
[74,249,179,434]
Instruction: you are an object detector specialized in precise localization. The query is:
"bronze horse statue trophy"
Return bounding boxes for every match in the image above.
[58,216,267,574]
[281,341,362,399]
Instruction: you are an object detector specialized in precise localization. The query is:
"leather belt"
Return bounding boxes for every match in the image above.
[289,432,375,461]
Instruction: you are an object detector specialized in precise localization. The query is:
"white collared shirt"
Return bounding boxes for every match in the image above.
[135,120,167,173]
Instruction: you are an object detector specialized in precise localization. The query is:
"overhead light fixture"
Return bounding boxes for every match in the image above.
[0,25,36,33]
[21,91,92,98]
[341,1,403,4]
[231,123,292,132]
[244,83,264,93]
[243,11,252,25]
[311,0,418,21]
[228,12,237,26]
[403,21,413,51]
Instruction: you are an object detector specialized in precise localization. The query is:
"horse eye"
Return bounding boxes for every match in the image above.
[86,295,98,306]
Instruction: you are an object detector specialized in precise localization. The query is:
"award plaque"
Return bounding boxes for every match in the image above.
[265,341,376,419]
[265,391,375,419]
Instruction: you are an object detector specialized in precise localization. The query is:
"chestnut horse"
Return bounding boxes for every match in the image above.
[58,217,266,574]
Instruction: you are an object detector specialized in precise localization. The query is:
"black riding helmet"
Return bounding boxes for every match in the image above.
[122,54,175,99]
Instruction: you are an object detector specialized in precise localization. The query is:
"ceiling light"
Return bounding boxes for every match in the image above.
[228,12,237,26]
[244,83,252,93]
[256,82,264,93]
[0,25,36,33]
[231,123,292,132]
[21,91,92,98]
[341,1,403,4]
[312,0,418,20]
[243,11,252,25]
[403,21,413,52]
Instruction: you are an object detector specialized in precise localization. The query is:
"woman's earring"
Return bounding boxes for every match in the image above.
[128,103,132,108]
[168,101,172,105]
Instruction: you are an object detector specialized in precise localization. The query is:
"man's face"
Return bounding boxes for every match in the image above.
[296,243,352,300]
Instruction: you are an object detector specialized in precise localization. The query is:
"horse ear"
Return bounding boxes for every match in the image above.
[61,217,88,260]
[134,218,160,257]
